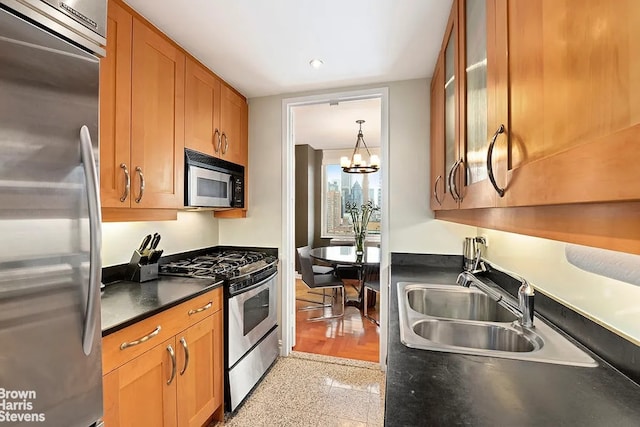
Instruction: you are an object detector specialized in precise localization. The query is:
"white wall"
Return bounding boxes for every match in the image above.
[218,78,474,253]
[217,95,283,248]
[102,211,219,266]
[480,228,640,345]
[386,80,474,254]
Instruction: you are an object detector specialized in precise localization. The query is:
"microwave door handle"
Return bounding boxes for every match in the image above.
[228,176,234,207]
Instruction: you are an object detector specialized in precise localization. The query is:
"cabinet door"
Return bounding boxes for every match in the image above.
[103,338,178,427]
[458,0,498,208]
[131,18,185,209]
[185,58,221,157]
[100,1,132,208]
[176,311,223,427]
[495,0,640,206]
[441,0,462,210]
[219,85,248,166]
[430,55,446,210]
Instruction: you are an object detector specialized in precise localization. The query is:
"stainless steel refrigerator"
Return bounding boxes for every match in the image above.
[0,1,105,426]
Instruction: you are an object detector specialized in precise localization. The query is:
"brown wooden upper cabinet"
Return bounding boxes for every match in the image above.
[432,0,640,210]
[493,0,640,207]
[431,0,498,210]
[100,0,185,215]
[185,59,248,167]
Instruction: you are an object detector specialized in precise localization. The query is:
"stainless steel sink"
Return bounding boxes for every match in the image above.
[407,286,518,322]
[413,319,542,352]
[398,282,598,367]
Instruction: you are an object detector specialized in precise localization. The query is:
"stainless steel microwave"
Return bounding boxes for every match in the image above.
[184,148,244,208]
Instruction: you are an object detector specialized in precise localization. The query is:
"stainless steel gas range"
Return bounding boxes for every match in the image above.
[160,249,279,412]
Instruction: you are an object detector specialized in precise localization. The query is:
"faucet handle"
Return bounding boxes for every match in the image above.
[518,280,535,328]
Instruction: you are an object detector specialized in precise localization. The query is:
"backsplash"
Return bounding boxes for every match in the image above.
[479,228,640,346]
[101,211,219,266]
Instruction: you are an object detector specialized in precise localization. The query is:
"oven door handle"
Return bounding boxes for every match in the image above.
[230,271,278,297]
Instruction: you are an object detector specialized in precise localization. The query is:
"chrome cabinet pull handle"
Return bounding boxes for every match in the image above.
[119,325,161,350]
[447,159,461,201]
[487,124,506,197]
[188,301,212,316]
[447,161,457,200]
[120,163,130,202]
[221,132,228,154]
[213,128,221,153]
[433,175,443,206]
[452,159,463,201]
[134,166,145,203]
[79,126,102,356]
[167,345,176,385]
[179,337,189,375]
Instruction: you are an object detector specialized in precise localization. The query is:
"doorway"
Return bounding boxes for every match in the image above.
[280,87,390,369]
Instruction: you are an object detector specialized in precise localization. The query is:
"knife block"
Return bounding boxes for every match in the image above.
[126,250,159,282]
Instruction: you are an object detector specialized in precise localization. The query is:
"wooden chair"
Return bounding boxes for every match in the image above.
[296,246,345,321]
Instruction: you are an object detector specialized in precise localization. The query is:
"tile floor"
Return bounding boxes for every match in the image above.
[217,352,385,426]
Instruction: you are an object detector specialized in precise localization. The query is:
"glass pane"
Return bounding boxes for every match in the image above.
[465,0,488,184]
[444,30,456,192]
[197,177,227,198]
[243,288,269,336]
[324,165,381,236]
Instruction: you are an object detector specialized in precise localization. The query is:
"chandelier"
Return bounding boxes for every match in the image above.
[340,120,380,174]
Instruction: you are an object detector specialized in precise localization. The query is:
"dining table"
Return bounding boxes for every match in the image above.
[308,245,381,309]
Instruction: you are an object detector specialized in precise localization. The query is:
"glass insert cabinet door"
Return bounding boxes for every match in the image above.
[458,0,498,208]
[463,0,488,186]
[444,20,457,200]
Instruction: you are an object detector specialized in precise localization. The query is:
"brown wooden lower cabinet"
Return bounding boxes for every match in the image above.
[103,337,178,427]
[102,289,224,427]
[177,312,223,427]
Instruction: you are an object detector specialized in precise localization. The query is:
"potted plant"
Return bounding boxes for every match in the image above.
[346,200,379,255]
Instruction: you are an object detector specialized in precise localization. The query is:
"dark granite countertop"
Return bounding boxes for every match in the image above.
[100,276,223,336]
[386,259,640,427]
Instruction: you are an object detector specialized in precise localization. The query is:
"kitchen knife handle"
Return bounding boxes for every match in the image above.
[79,125,102,357]
[213,128,221,153]
[135,166,145,203]
[167,344,176,385]
[119,325,162,350]
[179,337,189,375]
[150,232,161,249]
[188,301,212,316]
[120,163,130,202]
[221,132,229,154]
[139,234,152,252]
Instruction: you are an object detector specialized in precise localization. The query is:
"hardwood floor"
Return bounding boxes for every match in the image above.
[293,278,380,363]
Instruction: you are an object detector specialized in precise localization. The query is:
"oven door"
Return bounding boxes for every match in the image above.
[227,272,278,367]
[187,165,232,207]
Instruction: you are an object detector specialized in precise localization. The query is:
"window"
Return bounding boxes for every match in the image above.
[321,150,381,238]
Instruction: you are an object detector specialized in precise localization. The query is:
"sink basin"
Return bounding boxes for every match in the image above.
[413,319,541,352]
[397,282,598,367]
[407,286,518,322]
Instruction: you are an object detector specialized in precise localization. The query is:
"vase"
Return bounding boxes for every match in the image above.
[355,231,366,256]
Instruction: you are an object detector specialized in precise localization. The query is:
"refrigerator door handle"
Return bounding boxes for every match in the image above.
[80,125,102,356]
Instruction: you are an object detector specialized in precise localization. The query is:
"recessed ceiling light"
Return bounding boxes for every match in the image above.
[309,59,324,69]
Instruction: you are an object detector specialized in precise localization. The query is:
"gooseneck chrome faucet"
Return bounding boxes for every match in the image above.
[456,265,535,329]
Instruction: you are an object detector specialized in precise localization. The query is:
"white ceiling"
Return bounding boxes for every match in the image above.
[123,0,453,99]
[293,98,381,150]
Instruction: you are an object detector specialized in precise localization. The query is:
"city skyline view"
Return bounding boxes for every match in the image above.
[324,164,381,236]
